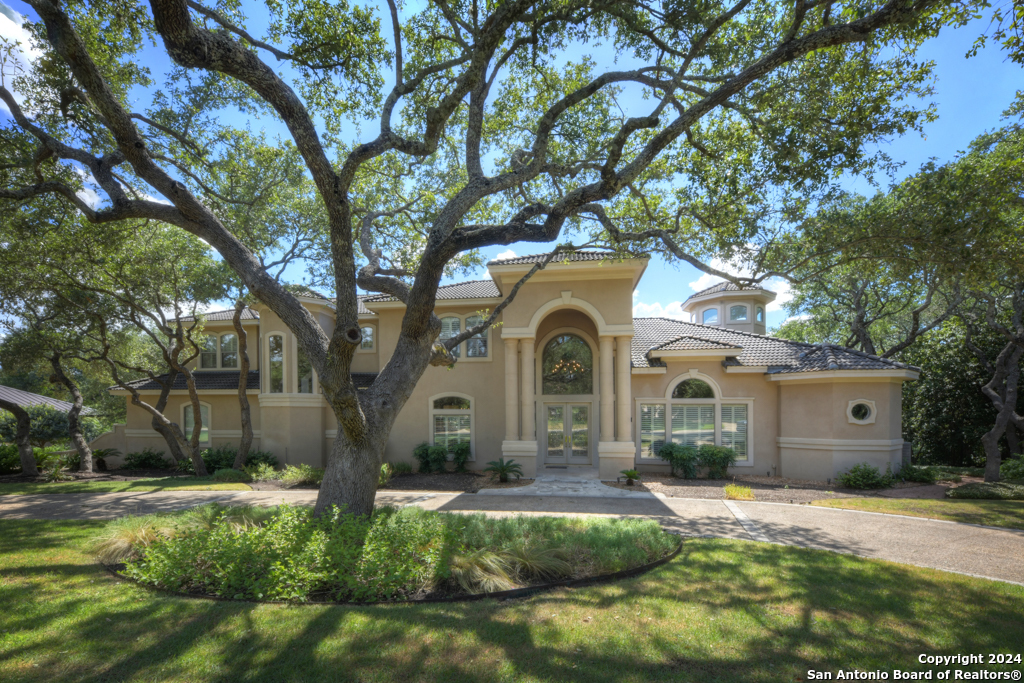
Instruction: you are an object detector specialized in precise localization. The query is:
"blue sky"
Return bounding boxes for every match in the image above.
[1,3,1020,329]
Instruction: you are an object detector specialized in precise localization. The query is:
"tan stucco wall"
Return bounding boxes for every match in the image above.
[498,276,636,329]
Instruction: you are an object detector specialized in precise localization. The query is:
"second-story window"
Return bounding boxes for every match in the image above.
[730,305,748,321]
[360,326,375,350]
[269,334,284,393]
[439,317,461,358]
[466,315,488,358]
[220,333,238,368]
[756,306,764,322]
[200,336,218,368]
[702,308,719,325]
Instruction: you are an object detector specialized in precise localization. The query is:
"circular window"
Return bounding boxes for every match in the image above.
[850,403,872,421]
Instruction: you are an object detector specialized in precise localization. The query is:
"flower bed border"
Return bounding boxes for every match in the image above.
[102,535,683,606]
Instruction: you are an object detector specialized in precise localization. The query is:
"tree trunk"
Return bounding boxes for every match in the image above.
[49,353,94,473]
[150,368,186,463]
[314,436,384,517]
[231,300,253,470]
[0,398,37,476]
[1007,426,1021,459]
[978,346,1023,482]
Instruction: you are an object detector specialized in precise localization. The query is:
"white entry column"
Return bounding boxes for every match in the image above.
[521,338,536,440]
[500,336,538,478]
[615,335,633,441]
[599,336,615,441]
[598,335,636,479]
[504,339,519,440]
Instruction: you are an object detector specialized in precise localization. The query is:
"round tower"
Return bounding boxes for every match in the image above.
[681,282,776,335]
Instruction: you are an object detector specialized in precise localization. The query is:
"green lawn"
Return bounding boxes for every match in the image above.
[0,478,252,495]
[812,497,1024,530]
[1,521,1022,682]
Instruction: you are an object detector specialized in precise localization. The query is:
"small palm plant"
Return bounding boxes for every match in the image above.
[484,457,523,483]
[620,469,641,486]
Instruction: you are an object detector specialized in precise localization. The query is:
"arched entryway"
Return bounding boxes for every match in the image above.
[536,323,599,465]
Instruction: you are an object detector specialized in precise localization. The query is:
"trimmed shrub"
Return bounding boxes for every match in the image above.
[451,442,471,472]
[1000,457,1024,482]
[427,445,449,473]
[280,464,324,488]
[837,463,895,489]
[212,468,251,483]
[658,443,698,479]
[697,444,738,479]
[946,481,1024,500]
[122,448,171,470]
[413,442,431,473]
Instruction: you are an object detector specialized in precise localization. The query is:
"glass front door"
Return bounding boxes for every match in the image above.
[545,403,591,464]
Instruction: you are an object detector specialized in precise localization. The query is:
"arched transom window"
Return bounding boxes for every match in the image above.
[672,379,715,399]
[542,334,593,395]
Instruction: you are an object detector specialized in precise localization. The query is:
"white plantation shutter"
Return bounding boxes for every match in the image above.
[439,317,461,357]
[671,405,715,447]
[640,404,666,458]
[721,405,748,459]
[434,414,471,453]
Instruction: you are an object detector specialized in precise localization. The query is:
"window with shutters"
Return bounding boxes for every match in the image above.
[720,405,748,458]
[671,404,715,447]
[639,403,666,459]
[465,315,488,357]
[438,317,461,358]
[429,393,473,458]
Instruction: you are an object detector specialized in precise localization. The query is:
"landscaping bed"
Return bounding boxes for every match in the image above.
[603,474,894,502]
[94,504,679,603]
[380,471,533,493]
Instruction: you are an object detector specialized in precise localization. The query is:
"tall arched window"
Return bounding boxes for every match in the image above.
[268,334,284,393]
[542,334,593,395]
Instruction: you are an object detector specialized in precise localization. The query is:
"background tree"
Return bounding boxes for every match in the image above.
[0,399,37,474]
[0,0,978,514]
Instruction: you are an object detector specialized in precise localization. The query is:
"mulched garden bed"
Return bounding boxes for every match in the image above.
[381,471,533,493]
[603,473,935,503]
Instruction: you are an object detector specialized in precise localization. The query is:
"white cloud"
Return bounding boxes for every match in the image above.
[0,5,43,115]
[633,300,688,320]
[494,249,517,261]
[765,277,792,312]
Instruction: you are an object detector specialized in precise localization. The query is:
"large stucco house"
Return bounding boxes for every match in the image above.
[93,253,919,480]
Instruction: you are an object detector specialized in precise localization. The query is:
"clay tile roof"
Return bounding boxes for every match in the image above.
[175,307,260,323]
[357,295,373,316]
[0,385,97,415]
[486,251,647,266]
[112,371,378,391]
[649,336,742,353]
[364,280,501,303]
[684,281,775,302]
[631,318,918,374]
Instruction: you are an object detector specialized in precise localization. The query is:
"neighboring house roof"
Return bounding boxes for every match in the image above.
[364,280,501,303]
[0,385,98,415]
[683,281,775,302]
[487,250,647,266]
[632,318,918,374]
[110,370,378,391]
[176,307,260,323]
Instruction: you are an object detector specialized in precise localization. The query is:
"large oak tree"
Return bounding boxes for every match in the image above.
[0,0,977,514]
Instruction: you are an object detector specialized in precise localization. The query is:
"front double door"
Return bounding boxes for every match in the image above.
[545,403,591,464]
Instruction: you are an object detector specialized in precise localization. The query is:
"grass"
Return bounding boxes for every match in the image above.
[723,484,754,500]
[0,478,252,495]
[1,521,1023,682]
[811,498,1024,530]
[945,481,1024,500]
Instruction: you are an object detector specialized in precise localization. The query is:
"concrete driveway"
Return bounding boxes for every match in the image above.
[2,489,1022,585]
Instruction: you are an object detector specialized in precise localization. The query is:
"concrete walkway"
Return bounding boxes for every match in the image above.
[479,466,656,498]
[2,488,1023,585]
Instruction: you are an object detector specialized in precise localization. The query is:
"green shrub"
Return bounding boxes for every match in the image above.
[900,465,939,484]
[619,469,640,485]
[946,481,1024,500]
[92,448,121,471]
[122,448,171,470]
[212,468,251,483]
[378,463,394,487]
[412,442,431,473]
[192,446,280,473]
[451,442,471,472]
[837,463,895,489]
[0,443,22,474]
[658,443,698,479]
[427,445,449,473]
[697,444,738,479]
[44,462,72,482]
[1000,457,1024,482]
[392,461,413,475]
[484,457,523,483]
[280,464,324,488]
[244,462,279,482]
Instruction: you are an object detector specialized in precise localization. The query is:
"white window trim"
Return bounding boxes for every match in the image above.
[535,327,600,399]
[436,313,493,363]
[634,370,754,465]
[181,401,212,446]
[428,391,475,460]
[756,306,765,323]
[701,306,720,325]
[847,399,877,425]
[265,331,287,394]
[292,335,317,395]
[729,304,748,322]
[357,324,376,353]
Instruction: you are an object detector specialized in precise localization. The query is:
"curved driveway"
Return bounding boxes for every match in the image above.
[2,489,1022,585]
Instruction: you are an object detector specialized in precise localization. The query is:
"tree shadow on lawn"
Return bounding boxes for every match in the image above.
[4,524,1023,683]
